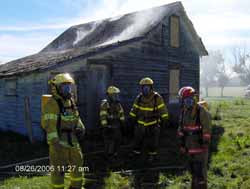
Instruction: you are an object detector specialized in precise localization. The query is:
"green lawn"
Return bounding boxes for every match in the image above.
[163,98,250,189]
[1,98,250,188]
[201,87,246,97]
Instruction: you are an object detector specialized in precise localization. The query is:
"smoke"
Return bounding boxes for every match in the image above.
[69,0,176,25]
[73,22,100,46]
[73,30,88,45]
[108,15,124,22]
[71,0,175,47]
[97,6,168,47]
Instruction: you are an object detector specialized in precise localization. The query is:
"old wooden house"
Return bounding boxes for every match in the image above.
[0,2,207,140]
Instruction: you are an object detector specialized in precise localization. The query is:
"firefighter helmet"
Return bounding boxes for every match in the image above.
[50,73,75,86]
[178,86,196,99]
[139,77,154,85]
[107,86,120,94]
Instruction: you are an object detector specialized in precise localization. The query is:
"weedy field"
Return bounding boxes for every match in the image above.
[1,98,250,189]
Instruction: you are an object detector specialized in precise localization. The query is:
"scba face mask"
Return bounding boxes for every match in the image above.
[109,93,120,103]
[142,85,151,96]
[183,97,195,109]
[60,83,73,99]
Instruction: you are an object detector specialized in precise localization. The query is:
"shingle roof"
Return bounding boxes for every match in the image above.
[0,1,207,78]
[41,2,177,52]
[0,37,143,78]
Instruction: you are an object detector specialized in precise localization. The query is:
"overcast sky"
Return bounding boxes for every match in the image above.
[0,0,249,63]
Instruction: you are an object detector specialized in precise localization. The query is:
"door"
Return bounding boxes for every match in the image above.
[86,64,110,129]
[74,72,87,121]
[169,69,180,103]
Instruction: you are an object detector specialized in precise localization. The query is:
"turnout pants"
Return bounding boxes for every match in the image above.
[189,151,208,189]
[103,127,122,156]
[133,125,160,155]
[49,145,83,189]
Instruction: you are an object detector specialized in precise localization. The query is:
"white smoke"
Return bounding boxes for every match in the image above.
[73,30,89,45]
[97,4,169,47]
[73,21,100,46]
[101,0,175,17]
[108,15,123,22]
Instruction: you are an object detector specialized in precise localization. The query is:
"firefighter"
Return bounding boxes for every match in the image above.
[129,77,168,160]
[177,86,211,189]
[100,86,125,160]
[41,73,85,189]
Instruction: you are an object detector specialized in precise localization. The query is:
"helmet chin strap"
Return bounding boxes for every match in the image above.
[51,84,63,100]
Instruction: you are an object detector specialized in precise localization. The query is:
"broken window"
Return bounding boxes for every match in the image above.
[170,15,180,48]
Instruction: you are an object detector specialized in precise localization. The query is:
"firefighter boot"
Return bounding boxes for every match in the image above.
[192,178,207,189]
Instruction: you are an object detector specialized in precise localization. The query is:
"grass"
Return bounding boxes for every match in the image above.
[1,176,51,189]
[104,172,130,189]
[200,87,246,97]
[1,98,250,188]
[205,98,250,188]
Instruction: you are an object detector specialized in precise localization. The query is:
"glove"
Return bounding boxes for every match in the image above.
[203,139,210,146]
[107,125,112,128]
[52,140,64,149]
[180,146,186,154]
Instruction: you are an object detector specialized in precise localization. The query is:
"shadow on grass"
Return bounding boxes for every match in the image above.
[208,124,225,163]
[0,131,48,166]
[82,126,187,189]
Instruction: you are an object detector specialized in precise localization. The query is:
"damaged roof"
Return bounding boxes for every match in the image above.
[0,1,207,78]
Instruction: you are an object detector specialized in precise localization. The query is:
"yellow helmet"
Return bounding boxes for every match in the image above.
[50,73,75,86]
[139,77,154,85]
[107,86,120,94]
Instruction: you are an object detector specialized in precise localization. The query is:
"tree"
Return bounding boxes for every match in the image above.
[200,50,222,97]
[217,60,230,97]
[232,45,250,85]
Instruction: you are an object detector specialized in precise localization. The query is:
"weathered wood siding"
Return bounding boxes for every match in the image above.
[0,73,48,140]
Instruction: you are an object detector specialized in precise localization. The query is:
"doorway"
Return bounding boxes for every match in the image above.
[86,64,111,129]
[169,68,180,103]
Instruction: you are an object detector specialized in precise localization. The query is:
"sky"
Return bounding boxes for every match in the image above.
[0,0,249,64]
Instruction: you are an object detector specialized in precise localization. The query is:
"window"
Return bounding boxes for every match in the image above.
[5,79,17,96]
[170,15,180,48]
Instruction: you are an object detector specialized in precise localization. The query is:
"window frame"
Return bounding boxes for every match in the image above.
[169,15,180,48]
[4,78,17,96]
[168,66,181,103]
